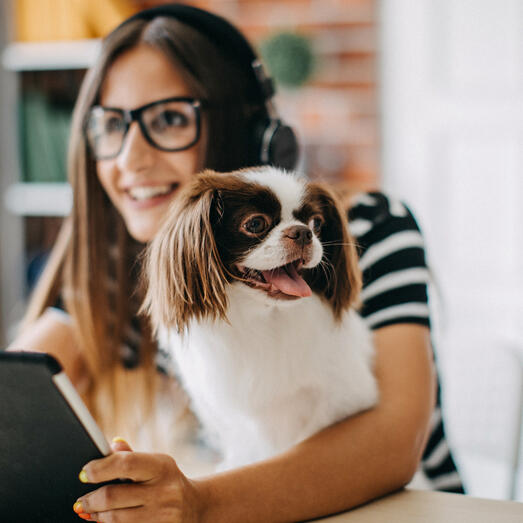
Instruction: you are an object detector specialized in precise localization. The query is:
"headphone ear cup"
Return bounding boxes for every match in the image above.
[254,117,299,170]
[267,123,299,170]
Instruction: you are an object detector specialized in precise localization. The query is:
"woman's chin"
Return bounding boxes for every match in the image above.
[125,219,161,243]
[122,198,177,243]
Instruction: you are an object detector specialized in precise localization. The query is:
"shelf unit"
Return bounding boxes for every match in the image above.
[1,38,97,343]
[2,39,98,218]
[2,39,101,72]
[4,183,72,217]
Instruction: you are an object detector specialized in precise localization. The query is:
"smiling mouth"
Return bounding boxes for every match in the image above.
[236,259,312,299]
[127,183,179,201]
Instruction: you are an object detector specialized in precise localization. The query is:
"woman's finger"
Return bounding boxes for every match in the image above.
[75,483,145,514]
[111,436,133,453]
[90,505,182,523]
[81,452,173,484]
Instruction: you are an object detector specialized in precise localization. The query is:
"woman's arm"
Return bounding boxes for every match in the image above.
[76,323,435,522]
[197,323,435,522]
[7,308,90,394]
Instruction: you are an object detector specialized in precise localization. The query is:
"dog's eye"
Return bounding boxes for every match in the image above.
[309,215,324,234]
[242,215,270,235]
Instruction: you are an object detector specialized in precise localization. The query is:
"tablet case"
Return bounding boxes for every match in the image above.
[0,351,110,522]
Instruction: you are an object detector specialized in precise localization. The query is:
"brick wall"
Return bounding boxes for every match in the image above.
[139,0,379,190]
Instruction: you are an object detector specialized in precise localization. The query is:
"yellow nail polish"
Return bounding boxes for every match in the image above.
[78,469,89,483]
[112,436,127,444]
[73,500,84,514]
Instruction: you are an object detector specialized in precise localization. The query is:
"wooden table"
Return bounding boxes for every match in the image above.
[313,489,523,522]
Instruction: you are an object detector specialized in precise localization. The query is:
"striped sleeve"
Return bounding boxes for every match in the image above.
[348,192,431,330]
[350,193,466,494]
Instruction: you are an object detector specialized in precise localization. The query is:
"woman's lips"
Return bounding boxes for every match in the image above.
[124,183,180,209]
[128,184,174,200]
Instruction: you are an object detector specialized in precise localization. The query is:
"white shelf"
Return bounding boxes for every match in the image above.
[2,39,100,71]
[4,183,72,216]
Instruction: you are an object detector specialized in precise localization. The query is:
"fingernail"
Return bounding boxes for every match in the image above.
[73,501,84,514]
[78,513,92,521]
[78,469,89,483]
[112,436,128,444]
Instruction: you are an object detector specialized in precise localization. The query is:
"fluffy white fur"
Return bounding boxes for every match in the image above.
[159,291,377,470]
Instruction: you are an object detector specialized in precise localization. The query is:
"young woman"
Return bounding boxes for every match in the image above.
[8,5,463,522]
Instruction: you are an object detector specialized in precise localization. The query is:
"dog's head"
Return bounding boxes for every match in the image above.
[142,167,361,333]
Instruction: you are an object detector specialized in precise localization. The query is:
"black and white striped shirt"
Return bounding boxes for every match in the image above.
[349,192,464,493]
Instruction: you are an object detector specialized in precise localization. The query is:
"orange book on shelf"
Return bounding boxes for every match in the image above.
[14,0,137,41]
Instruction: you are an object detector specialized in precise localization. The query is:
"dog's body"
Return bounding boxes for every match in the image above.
[144,167,378,470]
[159,287,376,469]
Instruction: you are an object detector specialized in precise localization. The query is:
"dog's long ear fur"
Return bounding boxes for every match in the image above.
[141,171,228,334]
[306,183,362,321]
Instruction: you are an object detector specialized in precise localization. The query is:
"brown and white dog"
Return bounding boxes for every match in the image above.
[142,167,378,470]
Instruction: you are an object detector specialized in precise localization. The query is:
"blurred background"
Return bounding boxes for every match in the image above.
[1,0,522,502]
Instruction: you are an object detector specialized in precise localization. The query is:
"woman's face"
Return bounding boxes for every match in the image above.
[96,44,205,243]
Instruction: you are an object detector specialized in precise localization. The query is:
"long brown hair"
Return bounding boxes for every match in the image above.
[21,17,267,444]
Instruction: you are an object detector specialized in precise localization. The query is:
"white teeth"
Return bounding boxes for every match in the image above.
[128,184,174,201]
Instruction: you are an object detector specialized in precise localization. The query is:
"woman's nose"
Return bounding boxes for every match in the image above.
[116,121,155,173]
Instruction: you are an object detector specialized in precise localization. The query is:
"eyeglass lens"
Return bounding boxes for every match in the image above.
[86,99,199,159]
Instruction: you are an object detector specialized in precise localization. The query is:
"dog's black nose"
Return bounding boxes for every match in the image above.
[284,225,313,246]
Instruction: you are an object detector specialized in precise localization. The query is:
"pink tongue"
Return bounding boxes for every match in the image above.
[262,263,312,297]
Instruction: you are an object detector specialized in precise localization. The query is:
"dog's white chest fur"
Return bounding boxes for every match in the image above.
[159,283,378,470]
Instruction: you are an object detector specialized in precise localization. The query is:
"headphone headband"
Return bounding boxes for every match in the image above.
[115,4,274,101]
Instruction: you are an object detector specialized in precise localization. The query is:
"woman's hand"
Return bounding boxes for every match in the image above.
[73,439,204,522]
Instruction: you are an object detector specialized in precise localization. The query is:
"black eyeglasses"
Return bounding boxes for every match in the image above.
[84,96,202,160]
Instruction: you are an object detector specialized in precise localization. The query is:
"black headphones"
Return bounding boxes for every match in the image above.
[114,3,299,170]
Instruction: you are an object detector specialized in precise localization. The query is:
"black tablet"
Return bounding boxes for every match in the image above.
[0,351,112,522]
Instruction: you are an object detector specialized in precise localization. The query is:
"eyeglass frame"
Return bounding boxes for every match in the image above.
[84,96,203,160]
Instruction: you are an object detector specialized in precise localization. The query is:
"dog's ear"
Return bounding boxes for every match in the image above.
[141,171,229,334]
[306,183,362,321]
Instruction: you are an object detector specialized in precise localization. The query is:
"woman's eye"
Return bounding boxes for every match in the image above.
[151,110,188,132]
[243,216,269,235]
[104,116,124,134]
[309,215,324,234]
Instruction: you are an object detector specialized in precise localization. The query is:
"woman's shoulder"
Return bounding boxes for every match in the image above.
[348,191,431,330]
[348,191,423,245]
